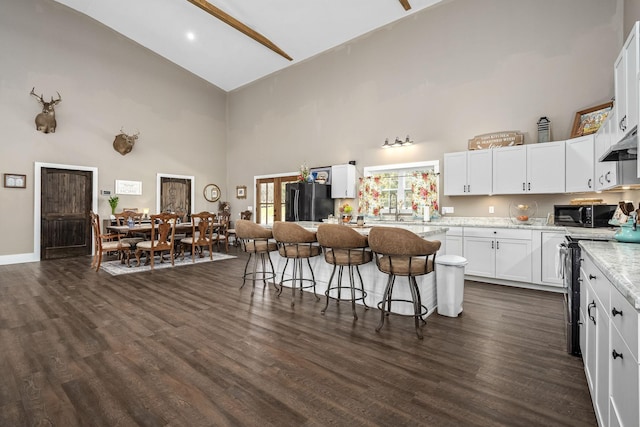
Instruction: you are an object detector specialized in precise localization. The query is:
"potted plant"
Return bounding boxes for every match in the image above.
[108,195,119,215]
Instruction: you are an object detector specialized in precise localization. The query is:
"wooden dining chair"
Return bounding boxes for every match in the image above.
[134,212,178,269]
[213,212,230,253]
[180,211,215,262]
[90,211,131,271]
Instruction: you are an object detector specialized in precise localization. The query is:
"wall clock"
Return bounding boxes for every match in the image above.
[203,183,221,202]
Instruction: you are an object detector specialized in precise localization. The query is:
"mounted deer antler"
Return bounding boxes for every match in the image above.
[30,87,62,133]
[113,127,140,156]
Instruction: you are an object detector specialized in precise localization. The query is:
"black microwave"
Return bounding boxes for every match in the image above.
[554,204,617,228]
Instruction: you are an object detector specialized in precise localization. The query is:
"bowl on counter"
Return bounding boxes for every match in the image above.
[614,222,640,243]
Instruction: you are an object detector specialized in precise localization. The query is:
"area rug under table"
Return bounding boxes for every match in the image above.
[100,252,236,275]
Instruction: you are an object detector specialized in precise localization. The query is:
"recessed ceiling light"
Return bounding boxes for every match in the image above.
[186,32,196,41]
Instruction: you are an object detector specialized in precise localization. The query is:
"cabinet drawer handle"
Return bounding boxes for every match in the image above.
[522,182,525,191]
[605,171,611,183]
[588,178,592,188]
[491,241,494,249]
[611,307,623,317]
[612,349,624,360]
[527,182,531,191]
[496,241,500,250]
[587,300,596,325]
[589,274,596,280]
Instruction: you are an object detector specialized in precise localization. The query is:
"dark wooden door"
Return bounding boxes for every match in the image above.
[160,177,191,214]
[41,168,93,260]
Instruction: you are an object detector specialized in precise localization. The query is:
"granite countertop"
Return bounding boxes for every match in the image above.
[294,221,448,238]
[579,241,640,311]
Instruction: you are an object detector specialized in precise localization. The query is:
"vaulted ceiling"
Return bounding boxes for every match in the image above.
[52,0,444,92]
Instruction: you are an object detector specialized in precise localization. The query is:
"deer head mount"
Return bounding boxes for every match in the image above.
[30,87,61,134]
[113,128,140,156]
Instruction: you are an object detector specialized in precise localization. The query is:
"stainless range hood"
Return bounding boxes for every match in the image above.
[599,126,638,162]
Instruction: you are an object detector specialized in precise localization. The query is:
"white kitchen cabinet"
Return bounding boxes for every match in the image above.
[492,142,565,194]
[565,135,595,192]
[595,115,619,191]
[538,231,564,287]
[581,258,608,426]
[443,150,492,195]
[609,285,640,427]
[463,228,532,282]
[331,164,356,198]
[581,252,640,427]
[445,226,463,257]
[613,21,639,144]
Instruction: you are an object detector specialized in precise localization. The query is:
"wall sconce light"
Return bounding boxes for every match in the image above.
[382,135,414,148]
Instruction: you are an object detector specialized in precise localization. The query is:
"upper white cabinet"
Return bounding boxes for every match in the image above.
[565,135,595,192]
[492,142,565,194]
[613,21,639,143]
[594,115,619,190]
[443,150,492,195]
[331,164,356,198]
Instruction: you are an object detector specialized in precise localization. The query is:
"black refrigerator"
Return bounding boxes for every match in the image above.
[285,183,334,222]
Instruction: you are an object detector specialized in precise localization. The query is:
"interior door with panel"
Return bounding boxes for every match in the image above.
[41,168,93,260]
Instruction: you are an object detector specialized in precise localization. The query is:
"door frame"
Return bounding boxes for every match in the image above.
[253,171,297,224]
[156,173,195,214]
[34,162,99,261]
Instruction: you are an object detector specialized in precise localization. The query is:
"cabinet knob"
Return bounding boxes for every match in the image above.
[611,307,623,317]
[612,349,624,360]
[589,274,596,280]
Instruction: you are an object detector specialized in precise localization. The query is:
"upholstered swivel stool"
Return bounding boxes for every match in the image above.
[272,221,322,307]
[316,224,372,320]
[368,226,441,339]
[235,220,278,295]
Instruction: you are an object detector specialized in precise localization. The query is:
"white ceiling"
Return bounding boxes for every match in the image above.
[52,0,443,92]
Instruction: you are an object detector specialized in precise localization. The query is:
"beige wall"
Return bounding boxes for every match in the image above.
[0,0,636,261]
[0,0,227,258]
[227,0,626,218]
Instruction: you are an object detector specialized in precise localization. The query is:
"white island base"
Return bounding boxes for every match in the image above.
[269,251,440,317]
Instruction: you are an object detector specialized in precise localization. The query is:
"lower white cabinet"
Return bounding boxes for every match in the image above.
[581,253,640,427]
[445,227,463,256]
[463,228,532,282]
[535,231,564,287]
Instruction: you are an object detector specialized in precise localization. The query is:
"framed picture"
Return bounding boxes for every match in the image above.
[309,166,331,184]
[236,185,247,199]
[3,173,26,188]
[570,102,613,138]
[203,183,221,202]
[115,179,142,195]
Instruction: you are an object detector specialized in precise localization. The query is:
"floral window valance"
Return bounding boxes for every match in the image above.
[357,170,438,218]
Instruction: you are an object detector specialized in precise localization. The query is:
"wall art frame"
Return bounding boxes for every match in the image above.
[570,101,613,138]
[236,185,247,199]
[4,173,26,188]
[115,179,143,195]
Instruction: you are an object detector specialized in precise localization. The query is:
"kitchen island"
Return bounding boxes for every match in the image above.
[577,240,640,427]
[270,222,449,316]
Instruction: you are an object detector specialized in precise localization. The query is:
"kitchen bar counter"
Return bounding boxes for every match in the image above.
[293,221,448,238]
[579,240,640,311]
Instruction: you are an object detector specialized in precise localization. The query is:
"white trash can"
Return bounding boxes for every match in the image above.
[435,254,468,317]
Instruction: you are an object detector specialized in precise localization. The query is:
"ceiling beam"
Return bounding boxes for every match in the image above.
[186,0,293,61]
[399,0,412,10]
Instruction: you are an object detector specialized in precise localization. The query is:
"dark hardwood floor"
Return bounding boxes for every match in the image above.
[0,253,596,426]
